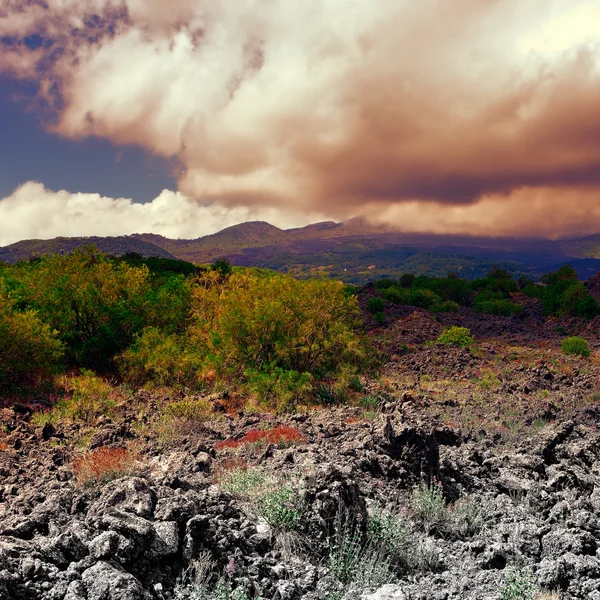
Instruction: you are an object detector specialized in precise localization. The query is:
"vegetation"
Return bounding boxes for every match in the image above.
[214,426,307,452]
[213,465,303,531]
[436,327,474,349]
[72,447,141,488]
[0,288,63,392]
[368,263,597,320]
[173,553,250,600]
[187,271,369,410]
[500,567,538,600]
[561,336,591,357]
[0,248,370,410]
[523,265,600,318]
[253,247,529,284]
[367,297,385,313]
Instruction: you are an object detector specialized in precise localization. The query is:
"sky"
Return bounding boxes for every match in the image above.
[1,0,600,245]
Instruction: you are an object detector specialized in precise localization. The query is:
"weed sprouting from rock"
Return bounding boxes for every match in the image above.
[214,465,303,531]
[328,525,365,585]
[500,567,538,600]
[173,552,250,600]
[409,479,447,534]
[259,483,303,531]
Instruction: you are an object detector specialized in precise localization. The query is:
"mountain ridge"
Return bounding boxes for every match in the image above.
[4,221,600,282]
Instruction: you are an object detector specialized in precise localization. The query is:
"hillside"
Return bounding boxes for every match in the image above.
[0,235,177,264]
[4,221,600,281]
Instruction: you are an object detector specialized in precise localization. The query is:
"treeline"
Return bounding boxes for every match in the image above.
[255,247,526,284]
[0,248,370,407]
[370,265,600,319]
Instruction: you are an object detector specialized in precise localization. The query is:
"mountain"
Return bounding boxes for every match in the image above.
[0,236,177,264]
[133,221,291,264]
[4,221,600,283]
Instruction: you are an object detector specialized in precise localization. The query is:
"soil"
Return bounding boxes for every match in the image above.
[2,300,600,599]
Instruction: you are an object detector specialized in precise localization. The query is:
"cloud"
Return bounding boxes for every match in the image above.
[359,186,600,239]
[2,0,600,237]
[3,182,600,246]
[0,182,325,246]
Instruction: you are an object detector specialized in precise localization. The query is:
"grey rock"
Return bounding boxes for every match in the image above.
[79,561,152,599]
[88,478,156,519]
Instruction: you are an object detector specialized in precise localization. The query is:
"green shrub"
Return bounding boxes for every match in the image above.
[472,267,518,298]
[359,395,381,410]
[164,398,212,422]
[409,481,448,534]
[214,466,268,499]
[431,300,460,314]
[314,382,345,406]
[399,273,415,288]
[0,290,63,391]
[214,466,302,531]
[329,521,397,588]
[408,288,442,310]
[349,375,364,392]
[245,368,313,410]
[44,370,117,424]
[210,258,233,278]
[367,297,385,313]
[449,497,485,538]
[436,326,474,348]
[382,287,411,305]
[12,248,152,370]
[474,299,523,317]
[522,284,542,299]
[533,265,599,318]
[367,505,410,564]
[561,336,590,357]
[374,278,398,290]
[374,311,387,326]
[328,527,364,585]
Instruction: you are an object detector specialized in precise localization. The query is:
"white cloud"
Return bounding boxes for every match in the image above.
[0,182,325,246]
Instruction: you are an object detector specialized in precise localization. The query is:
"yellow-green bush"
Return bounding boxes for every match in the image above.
[119,327,205,389]
[189,271,370,408]
[436,326,474,349]
[52,371,117,423]
[0,290,63,391]
[13,247,151,370]
[561,336,590,357]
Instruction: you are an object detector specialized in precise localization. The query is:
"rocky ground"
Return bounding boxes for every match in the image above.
[2,304,600,600]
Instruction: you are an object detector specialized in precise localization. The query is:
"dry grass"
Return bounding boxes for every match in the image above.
[151,397,215,442]
[214,425,307,453]
[72,447,142,488]
[535,592,560,600]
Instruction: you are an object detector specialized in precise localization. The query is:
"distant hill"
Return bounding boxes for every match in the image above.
[133,221,291,264]
[3,221,600,283]
[0,236,177,264]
